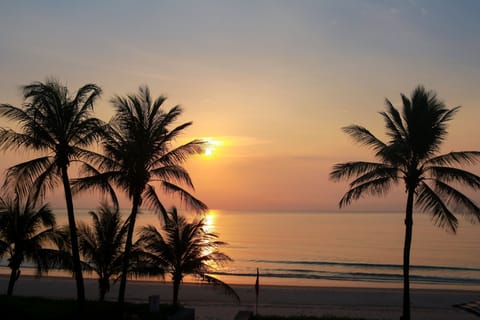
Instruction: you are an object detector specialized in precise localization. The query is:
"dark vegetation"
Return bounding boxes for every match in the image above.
[0,295,177,320]
[255,316,369,320]
[0,295,370,320]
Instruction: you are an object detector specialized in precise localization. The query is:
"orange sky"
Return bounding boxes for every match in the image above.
[1,1,480,212]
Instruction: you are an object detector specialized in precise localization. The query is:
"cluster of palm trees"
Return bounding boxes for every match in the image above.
[0,79,236,306]
[0,79,478,320]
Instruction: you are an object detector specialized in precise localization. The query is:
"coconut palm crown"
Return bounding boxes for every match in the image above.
[138,207,239,306]
[72,86,207,302]
[0,193,64,296]
[77,204,128,301]
[330,86,480,320]
[0,79,104,303]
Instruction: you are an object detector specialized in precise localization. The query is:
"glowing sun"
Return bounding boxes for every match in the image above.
[203,138,222,157]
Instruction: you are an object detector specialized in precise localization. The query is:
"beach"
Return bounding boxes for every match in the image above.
[1,275,478,320]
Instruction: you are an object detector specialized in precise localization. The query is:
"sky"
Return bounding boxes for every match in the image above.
[1,0,480,212]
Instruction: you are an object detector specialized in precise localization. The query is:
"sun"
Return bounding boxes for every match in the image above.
[205,146,215,156]
[202,138,223,157]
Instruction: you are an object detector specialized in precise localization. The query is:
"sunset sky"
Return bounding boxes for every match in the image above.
[1,1,480,212]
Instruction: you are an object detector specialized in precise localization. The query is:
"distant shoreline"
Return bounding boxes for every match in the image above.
[1,266,479,292]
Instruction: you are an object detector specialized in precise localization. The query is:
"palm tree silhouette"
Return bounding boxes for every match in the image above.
[138,207,239,306]
[77,204,128,301]
[72,86,207,303]
[330,86,480,320]
[0,79,103,303]
[0,192,64,296]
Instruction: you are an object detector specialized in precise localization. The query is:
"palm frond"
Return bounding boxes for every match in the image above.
[149,94,167,123]
[0,103,29,122]
[381,98,407,143]
[432,180,480,223]
[128,245,165,278]
[157,105,183,130]
[342,125,387,153]
[415,183,458,232]
[138,225,165,249]
[438,106,460,125]
[72,83,102,112]
[156,121,193,146]
[161,182,208,213]
[73,149,112,169]
[70,118,106,148]
[71,164,119,208]
[330,161,389,181]
[151,165,195,189]
[32,248,73,275]
[348,166,399,188]
[152,140,204,167]
[0,129,48,151]
[427,166,480,189]
[339,176,395,208]
[4,157,57,200]
[427,151,480,167]
[143,184,168,221]
[200,274,241,302]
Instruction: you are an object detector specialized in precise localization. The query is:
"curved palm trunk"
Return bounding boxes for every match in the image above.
[118,195,141,303]
[401,189,414,320]
[61,166,85,303]
[7,267,20,296]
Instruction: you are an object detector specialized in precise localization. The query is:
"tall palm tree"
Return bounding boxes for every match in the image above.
[72,86,207,303]
[138,207,239,306]
[330,86,480,320]
[0,193,63,296]
[77,204,128,301]
[0,79,103,302]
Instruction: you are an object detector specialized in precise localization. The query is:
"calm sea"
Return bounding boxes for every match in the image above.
[2,209,480,290]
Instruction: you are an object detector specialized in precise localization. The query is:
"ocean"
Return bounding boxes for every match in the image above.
[2,209,479,290]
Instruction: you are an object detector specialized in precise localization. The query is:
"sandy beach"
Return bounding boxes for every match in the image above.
[1,275,478,320]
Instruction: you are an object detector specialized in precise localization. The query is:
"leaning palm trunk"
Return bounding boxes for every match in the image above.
[61,166,85,302]
[118,195,141,303]
[402,190,414,320]
[7,265,20,296]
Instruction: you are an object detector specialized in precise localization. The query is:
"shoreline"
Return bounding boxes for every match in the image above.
[2,266,479,292]
[1,275,478,320]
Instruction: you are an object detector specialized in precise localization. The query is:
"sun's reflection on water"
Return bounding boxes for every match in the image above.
[202,210,217,233]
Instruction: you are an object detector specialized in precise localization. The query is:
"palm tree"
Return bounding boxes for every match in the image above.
[72,86,207,303]
[330,86,480,320]
[138,207,239,306]
[76,204,127,301]
[0,79,104,302]
[0,193,63,295]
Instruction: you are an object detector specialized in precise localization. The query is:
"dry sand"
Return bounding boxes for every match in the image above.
[1,275,478,320]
